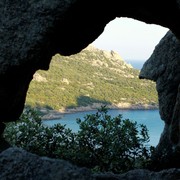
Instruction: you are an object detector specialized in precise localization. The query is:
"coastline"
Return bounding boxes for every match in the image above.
[40,103,159,120]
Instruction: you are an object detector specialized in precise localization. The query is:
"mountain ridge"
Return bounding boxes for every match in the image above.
[26,44,158,116]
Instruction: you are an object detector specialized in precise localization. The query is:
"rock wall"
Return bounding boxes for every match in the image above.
[1,0,180,171]
[140,31,180,168]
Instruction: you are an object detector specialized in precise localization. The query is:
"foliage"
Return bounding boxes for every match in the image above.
[75,106,153,172]
[4,106,154,173]
[4,107,75,158]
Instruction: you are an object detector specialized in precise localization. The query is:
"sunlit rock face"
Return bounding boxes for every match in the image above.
[0,0,180,154]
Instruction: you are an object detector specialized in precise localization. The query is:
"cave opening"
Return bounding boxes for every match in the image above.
[24,17,170,147]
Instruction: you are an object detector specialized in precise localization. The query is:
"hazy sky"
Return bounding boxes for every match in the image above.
[92,17,169,61]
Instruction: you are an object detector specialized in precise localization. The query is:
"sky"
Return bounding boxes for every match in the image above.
[92,17,169,62]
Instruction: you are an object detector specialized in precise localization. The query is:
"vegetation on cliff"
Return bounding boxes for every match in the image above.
[26,45,157,111]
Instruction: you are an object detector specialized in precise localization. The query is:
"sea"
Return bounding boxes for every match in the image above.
[125,59,145,70]
[43,109,164,147]
[44,60,162,147]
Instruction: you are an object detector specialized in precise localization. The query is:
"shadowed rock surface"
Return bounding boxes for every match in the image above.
[140,31,180,169]
[1,0,180,177]
[1,148,180,180]
[140,31,180,126]
[0,148,93,180]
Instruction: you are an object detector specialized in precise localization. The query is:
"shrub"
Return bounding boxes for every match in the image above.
[74,106,152,173]
[4,106,153,173]
[4,107,75,158]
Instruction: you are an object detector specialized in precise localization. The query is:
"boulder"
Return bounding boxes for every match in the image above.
[0,147,93,180]
[140,31,180,169]
[1,147,180,180]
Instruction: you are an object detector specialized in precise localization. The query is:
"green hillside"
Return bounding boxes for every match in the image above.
[26,45,158,111]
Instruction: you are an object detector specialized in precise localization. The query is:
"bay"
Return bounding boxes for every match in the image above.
[125,59,145,70]
[43,109,164,147]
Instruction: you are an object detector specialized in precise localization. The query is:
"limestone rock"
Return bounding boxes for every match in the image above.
[33,73,47,82]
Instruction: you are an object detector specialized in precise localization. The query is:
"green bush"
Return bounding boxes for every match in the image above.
[75,106,153,172]
[4,106,153,173]
[4,107,75,158]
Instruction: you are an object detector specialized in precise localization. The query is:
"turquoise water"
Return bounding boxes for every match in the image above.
[43,109,164,147]
[125,60,145,70]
